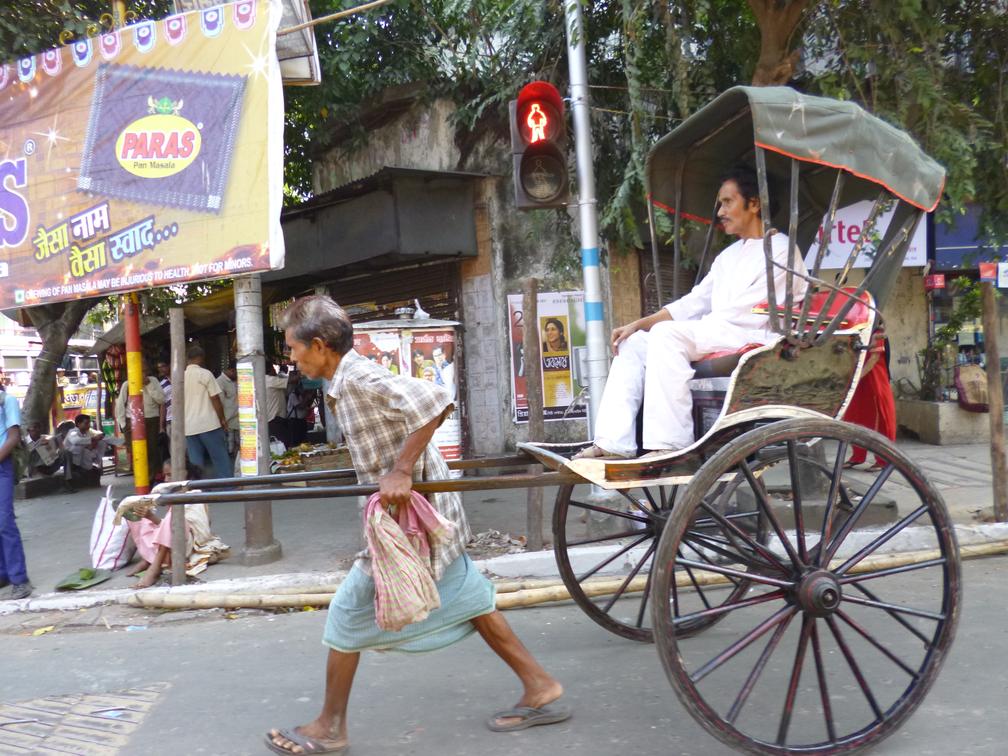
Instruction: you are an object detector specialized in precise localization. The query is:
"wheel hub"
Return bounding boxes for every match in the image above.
[795,570,842,617]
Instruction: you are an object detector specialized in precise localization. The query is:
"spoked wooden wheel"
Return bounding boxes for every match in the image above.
[552,465,769,643]
[652,419,961,755]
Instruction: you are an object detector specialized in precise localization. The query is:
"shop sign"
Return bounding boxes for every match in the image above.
[999,263,1008,289]
[804,200,927,269]
[979,262,998,282]
[924,274,945,291]
[0,0,284,309]
[507,291,588,424]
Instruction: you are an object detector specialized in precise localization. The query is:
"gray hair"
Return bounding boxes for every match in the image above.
[279,295,354,356]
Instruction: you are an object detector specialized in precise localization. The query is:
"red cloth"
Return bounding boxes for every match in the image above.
[843,351,896,465]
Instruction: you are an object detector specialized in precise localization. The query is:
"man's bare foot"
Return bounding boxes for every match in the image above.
[492,676,564,729]
[266,720,348,754]
[125,561,149,578]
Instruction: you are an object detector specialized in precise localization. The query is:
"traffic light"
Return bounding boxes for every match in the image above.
[509,81,569,210]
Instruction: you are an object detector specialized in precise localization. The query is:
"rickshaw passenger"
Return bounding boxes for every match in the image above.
[578,166,807,458]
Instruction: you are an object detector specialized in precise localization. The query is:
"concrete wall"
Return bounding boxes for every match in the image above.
[839,267,928,395]
[315,99,602,453]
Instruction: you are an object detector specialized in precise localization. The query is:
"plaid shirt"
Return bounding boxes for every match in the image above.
[327,350,470,580]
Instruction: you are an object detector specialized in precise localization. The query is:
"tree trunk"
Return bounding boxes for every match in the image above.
[22,298,98,430]
[746,0,811,86]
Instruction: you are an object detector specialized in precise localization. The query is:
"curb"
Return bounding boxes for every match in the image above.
[4,522,1007,615]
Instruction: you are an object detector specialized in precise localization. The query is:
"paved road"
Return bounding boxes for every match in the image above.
[2,555,1006,755]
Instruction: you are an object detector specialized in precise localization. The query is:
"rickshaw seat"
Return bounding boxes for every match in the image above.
[690,344,761,379]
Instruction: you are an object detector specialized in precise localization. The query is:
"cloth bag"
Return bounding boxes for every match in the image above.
[90,485,136,570]
[363,491,456,632]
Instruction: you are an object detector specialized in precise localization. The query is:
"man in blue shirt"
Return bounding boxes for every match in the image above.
[0,385,31,599]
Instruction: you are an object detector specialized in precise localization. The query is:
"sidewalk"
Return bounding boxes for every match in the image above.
[1,435,1002,612]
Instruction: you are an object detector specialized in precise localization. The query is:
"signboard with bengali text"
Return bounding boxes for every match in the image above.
[0,0,285,309]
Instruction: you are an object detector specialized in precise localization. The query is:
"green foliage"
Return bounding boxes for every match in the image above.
[0,2,174,60]
[801,0,1008,241]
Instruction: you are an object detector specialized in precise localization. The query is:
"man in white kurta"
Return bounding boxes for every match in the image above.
[588,169,808,457]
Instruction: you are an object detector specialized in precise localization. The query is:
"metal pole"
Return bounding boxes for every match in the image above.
[522,278,544,550]
[564,0,608,437]
[168,307,186,586]
[123,294,149,494]
[234,274,282,565]
[981,282,1007,521]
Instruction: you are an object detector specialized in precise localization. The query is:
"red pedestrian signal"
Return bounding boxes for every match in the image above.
[510,81,569,209]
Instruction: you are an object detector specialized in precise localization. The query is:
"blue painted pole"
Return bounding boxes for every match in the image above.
[565,0,608,435]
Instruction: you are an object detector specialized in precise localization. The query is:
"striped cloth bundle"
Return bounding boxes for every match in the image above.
[363,491,457,632]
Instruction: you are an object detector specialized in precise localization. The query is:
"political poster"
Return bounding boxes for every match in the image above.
[237,360,258,476]
[804,199,926,270]
[0,0,285,309]
[507,290,588,423]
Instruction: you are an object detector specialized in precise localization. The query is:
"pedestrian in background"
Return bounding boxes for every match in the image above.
[115,361,165,479]
[265,361,290,448]
[0,384,31,600]
[216,362,239,456]
[157,358,172,443]
[183,345,231,480]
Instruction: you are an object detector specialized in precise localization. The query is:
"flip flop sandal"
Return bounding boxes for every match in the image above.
[486,704,572,732]
[842,460,865,469]
[264,727,348,754]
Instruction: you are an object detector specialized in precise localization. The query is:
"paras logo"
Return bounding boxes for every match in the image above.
[115,96,201,179]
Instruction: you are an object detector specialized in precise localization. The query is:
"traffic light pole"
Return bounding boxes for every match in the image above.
[564,0,608,435]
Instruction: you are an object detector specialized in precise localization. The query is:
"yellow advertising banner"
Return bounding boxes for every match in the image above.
[0,0,285,309]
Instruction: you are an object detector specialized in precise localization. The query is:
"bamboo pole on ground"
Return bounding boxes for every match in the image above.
[125,539,1008,611]
[981,281,1007,521]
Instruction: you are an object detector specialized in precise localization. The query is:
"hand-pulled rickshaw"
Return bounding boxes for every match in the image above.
[119,86,958,755]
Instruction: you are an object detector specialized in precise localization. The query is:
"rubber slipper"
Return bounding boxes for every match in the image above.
[486,704,572,732]
[264,727,348,754]
[842,460,865,469]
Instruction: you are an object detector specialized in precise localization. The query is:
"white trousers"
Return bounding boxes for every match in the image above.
[593,319,756,455]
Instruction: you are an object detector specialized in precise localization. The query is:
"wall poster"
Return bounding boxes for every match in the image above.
[507,290,588,424]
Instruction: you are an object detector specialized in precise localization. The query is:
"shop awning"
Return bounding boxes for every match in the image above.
[269,167,485,286]
[934,205,1008,271]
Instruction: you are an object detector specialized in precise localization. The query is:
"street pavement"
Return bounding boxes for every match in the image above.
[0,555,1006,755]
[2,437,1001,603]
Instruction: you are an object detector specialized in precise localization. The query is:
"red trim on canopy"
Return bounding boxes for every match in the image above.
[647,195,718,226]
[753,141,944,213]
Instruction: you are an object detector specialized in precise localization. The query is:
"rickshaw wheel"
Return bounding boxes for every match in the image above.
[651,418,961,755]
[552,466,770,643]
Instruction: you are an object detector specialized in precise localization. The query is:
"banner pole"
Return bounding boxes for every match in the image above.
[124,293,150,494]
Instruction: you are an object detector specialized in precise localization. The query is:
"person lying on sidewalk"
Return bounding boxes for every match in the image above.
[126,460,229,589]
[265,295,569,756]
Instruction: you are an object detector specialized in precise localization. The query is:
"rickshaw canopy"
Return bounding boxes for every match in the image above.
[646,86,946,255]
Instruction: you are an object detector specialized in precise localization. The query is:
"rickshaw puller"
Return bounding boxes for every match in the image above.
[579,166,807,459]
[267,295,569,755]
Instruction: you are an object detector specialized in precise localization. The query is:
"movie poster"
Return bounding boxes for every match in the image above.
[355,325,462,471]
[507,291,588,423]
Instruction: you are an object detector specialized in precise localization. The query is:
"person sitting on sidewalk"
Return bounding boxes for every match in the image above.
[23,422,64,477]
[265,295,569,756]
[126,460,229,589]
[576,166,807,459]
[63,414,119,490]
